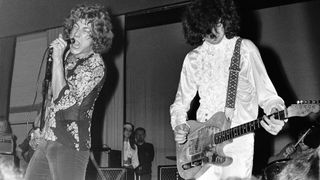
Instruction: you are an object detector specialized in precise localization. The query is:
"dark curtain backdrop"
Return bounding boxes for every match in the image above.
[0,36,16,122]
[126,23,194,179]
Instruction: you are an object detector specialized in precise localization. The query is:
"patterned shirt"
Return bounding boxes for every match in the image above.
[43,52,105,151]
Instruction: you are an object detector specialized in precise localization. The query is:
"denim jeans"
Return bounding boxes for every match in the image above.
[24,140,90,180]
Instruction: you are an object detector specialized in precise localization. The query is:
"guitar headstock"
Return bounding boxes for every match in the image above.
[287,100,320,118]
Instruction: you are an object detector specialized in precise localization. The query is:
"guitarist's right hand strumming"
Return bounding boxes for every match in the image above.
[174,124,190,144]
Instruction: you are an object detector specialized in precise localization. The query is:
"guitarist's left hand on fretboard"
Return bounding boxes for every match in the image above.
[261,107,286,135]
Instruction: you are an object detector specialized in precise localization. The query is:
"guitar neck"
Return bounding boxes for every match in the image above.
[214,109,287,144]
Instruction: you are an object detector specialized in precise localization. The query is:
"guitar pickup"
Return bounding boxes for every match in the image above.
[191,159,202,167]
[191,153,204,162]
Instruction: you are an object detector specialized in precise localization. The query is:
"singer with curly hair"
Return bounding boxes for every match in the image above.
[24,3,113,180]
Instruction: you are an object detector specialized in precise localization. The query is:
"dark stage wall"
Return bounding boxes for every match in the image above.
[0,0,187,38]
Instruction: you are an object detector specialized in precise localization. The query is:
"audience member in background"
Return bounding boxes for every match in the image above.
[123,122,139,180]
[268,128,312,163]
[264,123,320,180]
[276,146,319,180]
[135,127,154,180]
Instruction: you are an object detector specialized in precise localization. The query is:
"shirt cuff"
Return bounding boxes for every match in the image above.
[264,99,285,115]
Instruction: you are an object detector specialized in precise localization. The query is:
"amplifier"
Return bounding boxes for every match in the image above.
[98,167,126,180]
[100,150,121,168]
[0,134,14,154]
[158,165,184,180]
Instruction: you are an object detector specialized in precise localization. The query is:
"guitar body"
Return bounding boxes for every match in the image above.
[176,111,233,179]
[176,100,320,179]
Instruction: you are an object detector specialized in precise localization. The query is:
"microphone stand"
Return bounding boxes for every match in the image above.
[39,48,53,130]
[38,38,73,130]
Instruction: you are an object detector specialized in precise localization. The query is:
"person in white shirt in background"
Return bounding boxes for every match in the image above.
[123,122,139,180]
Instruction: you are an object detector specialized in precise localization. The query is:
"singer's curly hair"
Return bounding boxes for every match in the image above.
[182,0,240,46]
[63,4,113,53]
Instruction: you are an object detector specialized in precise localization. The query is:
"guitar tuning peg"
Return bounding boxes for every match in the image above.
[308,100,313,104]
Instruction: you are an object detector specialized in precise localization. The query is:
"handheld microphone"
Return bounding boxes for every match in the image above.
[45,38,75,81]
[66,38,75,44]
[48,38,75,61]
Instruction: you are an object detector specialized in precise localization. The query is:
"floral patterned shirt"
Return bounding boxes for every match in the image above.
[43,52,105,151]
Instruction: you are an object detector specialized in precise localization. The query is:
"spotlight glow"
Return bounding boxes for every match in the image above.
[0,158,23,180]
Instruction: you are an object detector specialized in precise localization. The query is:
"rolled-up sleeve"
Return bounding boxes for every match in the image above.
[245,40,285,114]
[170,52,198,130]
[54,56,105,110]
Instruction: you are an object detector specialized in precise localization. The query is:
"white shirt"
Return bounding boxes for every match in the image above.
[123,140,139,169]
[170,36,284,178]
[170,36,284,129]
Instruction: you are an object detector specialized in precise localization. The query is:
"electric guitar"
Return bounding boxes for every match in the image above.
[176,100,320,179]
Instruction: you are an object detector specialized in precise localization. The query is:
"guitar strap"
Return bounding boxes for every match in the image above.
[225,38,242,118]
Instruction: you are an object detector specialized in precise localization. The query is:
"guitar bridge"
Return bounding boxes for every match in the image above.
[182,159,202,170]
[182,154,209,170]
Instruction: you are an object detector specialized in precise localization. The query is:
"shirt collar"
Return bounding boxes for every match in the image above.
[202,35,228,51]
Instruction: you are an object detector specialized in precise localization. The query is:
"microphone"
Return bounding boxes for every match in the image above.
[66,38,75,44]
[45,38,75,81]
[48,38,75,61]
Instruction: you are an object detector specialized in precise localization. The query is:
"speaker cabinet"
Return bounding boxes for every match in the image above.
[0,135,14,154]
[100,150,122,168]
[98,167,126,180]
[158,165,184,180]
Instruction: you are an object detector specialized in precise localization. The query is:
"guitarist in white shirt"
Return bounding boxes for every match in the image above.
[170,0,286,179]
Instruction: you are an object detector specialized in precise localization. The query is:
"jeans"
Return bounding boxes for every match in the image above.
[24,140,90,180]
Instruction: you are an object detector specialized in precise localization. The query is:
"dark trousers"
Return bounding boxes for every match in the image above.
[24,140,89,180]
[136,173,152,180]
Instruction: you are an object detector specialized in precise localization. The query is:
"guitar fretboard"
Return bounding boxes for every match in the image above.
[214,110,286,144]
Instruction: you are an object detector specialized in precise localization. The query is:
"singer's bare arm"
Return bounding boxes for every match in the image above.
[51,34,68,100]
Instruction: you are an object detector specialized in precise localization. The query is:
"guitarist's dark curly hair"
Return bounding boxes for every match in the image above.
[182,0,240,46]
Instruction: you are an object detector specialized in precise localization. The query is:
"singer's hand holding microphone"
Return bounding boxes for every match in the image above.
[49,34,69,64]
